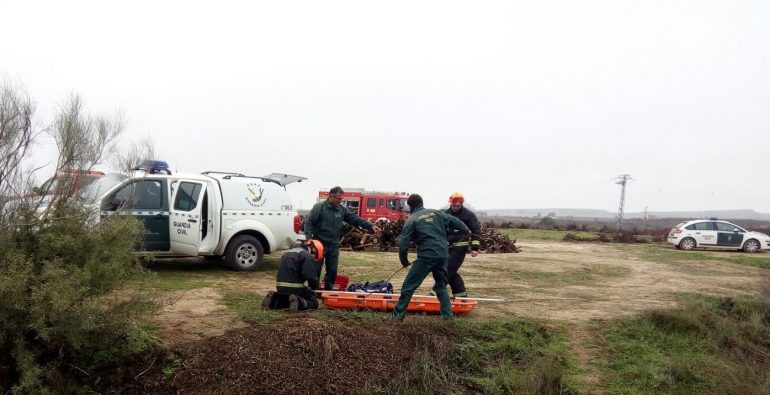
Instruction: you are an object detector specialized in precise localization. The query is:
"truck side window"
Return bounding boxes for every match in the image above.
[367,198,376,208]
[111,180,163,210]
[174,182,202,211]
[379,199,384,208]
[388,199,397,210]
[134,180,163,209]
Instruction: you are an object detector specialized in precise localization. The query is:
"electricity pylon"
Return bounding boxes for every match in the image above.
[615,174,633,234]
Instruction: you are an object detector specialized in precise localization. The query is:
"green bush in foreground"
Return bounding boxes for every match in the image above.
[596,295,770,395]
[379,320,576,395]
[0,204,156,393]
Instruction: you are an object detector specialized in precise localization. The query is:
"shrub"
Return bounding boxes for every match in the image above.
[0,82,156,392]
[538,216,555,229]
[0,202,156,392]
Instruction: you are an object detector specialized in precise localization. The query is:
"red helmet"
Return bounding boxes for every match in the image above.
[306,239,324,262]
[448,192,464,204]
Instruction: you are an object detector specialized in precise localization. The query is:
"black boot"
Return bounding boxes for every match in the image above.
[261,291,276,310]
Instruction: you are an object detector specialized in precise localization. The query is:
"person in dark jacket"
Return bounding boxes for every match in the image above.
[304,186,381,290]
[384,194,470,322]
[261,240,324,312]
[445,192,481,298]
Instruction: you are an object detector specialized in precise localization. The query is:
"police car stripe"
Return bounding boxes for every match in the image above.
[221,211,285,216]
[100,211,170,216]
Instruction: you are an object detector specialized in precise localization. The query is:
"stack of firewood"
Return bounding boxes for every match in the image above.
[336,220,520,253]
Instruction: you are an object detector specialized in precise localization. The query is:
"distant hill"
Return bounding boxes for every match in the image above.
[484,208,770,221]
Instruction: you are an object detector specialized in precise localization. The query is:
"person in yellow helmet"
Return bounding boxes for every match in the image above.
[445,192,481,298]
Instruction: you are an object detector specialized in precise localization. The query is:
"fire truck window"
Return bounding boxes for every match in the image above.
[399,198,409,212]
[379,199,384,208]
[388,199,397,210]
[367,198,376,208]
[345,200,359,214]
[174,182,202,211]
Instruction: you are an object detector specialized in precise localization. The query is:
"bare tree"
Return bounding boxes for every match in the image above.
[109,135,159,175]
[45,94,125,212]
[0,79,35,201]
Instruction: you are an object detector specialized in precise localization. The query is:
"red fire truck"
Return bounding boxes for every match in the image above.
[318,188,411,222]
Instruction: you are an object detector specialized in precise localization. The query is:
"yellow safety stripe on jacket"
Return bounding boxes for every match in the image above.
[276,282,306,288]
[450,240,481,247]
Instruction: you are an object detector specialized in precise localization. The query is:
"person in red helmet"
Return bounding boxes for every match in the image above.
[261,239,324,313]
[444,192,481,298]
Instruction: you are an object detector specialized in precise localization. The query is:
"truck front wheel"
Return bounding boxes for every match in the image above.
[225,235,264,271]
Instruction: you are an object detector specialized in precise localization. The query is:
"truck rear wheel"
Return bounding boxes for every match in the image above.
[225,235,264,271]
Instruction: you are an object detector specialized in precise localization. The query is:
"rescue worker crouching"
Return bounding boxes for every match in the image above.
[261,240,324,313]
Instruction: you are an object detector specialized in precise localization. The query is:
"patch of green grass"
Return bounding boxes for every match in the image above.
[374,319,577,394]
[594,296,770,394]
[162,356,183,379]
[259,254,282,272]
[728,255,770,268]
[638,244,770,268]
[138,270,211,291]
[496,265,631,287]
[377,351,461,395]
[222,290,279,323]
[452,320,577,394]
[498,228,600,242]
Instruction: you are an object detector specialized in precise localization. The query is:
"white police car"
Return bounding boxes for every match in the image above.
[667,219,770,253]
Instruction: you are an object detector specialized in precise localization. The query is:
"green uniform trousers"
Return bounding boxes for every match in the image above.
[321,241,341,291]
[391,256,453,321]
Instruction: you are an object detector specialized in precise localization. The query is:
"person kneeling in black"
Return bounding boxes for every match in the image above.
[261,240,324,313]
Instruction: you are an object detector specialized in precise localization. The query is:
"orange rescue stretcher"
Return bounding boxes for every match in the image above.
[319,291,478,315]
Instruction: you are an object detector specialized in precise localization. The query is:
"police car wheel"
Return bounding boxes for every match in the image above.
[679,237,696,251]
[742,239,760,253]
[226,235,265,271]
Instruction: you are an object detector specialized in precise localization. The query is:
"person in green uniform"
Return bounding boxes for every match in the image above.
[304,186,381,290]
[385,193,470,322]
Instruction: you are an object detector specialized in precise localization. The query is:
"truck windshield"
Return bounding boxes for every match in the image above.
[79,173,127,204]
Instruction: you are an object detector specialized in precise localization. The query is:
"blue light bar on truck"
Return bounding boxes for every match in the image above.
[133,160,171,174]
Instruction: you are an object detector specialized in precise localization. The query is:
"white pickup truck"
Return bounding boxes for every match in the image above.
[90,161,305,271]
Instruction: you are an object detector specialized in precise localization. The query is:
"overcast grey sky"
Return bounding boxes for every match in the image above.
[2,0,769,213]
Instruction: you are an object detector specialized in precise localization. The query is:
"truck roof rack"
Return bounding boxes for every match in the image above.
[201,171,246,177]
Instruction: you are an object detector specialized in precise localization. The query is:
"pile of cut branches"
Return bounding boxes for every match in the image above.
[338,220,521,253]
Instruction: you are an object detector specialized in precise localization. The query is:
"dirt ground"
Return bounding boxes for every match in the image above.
[151,241,764,345]
[79,240,766,394]
[95,317,455,394]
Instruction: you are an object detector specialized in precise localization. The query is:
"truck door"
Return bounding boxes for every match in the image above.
[169,180,207,256]
[102,179,170,251]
